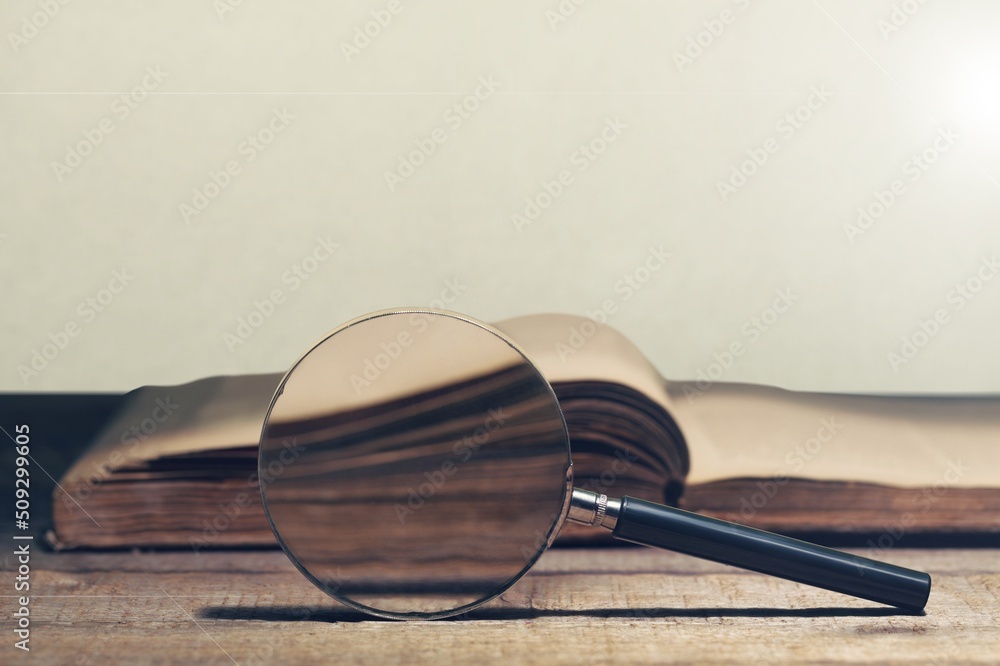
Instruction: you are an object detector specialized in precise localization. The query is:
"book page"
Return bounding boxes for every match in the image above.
[494,314,675,415]
[62,373,282,486]
[65,314,1000,493]
[499,314,1000,490]
[668,382,1000,488]
[64,313,660,489]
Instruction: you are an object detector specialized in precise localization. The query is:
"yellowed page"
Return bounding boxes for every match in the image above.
[62,373,281,487]
[64,314,1000,493]
[667,382,1000,488]
[502,314,1000,490]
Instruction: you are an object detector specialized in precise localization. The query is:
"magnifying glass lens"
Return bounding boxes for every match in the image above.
[259,310,572,619]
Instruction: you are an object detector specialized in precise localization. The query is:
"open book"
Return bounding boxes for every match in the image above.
[50,314,1000,550]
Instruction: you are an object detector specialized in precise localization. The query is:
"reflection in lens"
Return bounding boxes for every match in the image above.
[260,311,572,619]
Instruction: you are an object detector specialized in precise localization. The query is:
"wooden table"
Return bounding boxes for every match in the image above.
[4,397,997,664]
[3,543,998,665]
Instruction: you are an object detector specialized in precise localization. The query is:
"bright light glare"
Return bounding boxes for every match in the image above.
[945,55,1000,140]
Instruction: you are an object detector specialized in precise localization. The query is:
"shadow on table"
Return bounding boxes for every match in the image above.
[201,604,919,624]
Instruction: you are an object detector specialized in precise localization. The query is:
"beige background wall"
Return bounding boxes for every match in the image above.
[2,1,999,394]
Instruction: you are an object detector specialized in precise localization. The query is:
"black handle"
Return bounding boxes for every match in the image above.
[612,496,931,611]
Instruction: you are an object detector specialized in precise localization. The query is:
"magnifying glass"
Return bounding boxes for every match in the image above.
[259,309,931,620]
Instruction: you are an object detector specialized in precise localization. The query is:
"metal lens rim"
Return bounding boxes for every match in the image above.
[257,308,574,620]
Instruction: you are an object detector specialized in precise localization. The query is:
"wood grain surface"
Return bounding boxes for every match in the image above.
[2,544,997,665]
